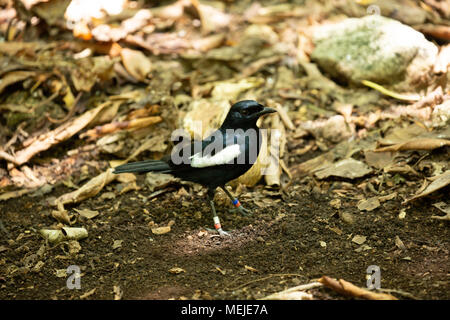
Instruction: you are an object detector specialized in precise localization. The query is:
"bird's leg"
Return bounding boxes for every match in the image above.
[207,189,229,236]
[220,186,251,216]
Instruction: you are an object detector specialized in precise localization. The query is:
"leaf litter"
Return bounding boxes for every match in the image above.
[0,0,448,300]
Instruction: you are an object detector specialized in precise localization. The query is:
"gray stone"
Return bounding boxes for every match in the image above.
[311,15,438,91]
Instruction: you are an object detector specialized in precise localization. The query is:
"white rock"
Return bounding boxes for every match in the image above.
[311,15,438,91]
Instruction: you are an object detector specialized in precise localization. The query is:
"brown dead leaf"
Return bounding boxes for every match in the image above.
[0,42,43,56]
[374,138,450,152]
[112,240,123,250]
[352,235,367,245]
[169,267,185,274]
[245,3,310,24]
[81,116,162,140]
[120,48,152,81]
[74,208,100,219]
[364,151,394,169]
[0,103,110,166]
[357,197,381,211]
[405,170,450,203]
[0,71,36,94]
[301,115,352,143]
[378,124,428,145]
[416,24,450,42]
[80,288,96,299]
[315,158,372,179]
[267,99,295,131]
[432,202,450,215]
[261,282,321,300]
[152,226,171,235]
[263,114,284,187]
[378,192,397,202]
[51,209,72,225]
[190,0,231,35]
[0,188,35,201]
[434,44,450,74]
[113,285,123,300]
[191,33,226,52]
[244,265,259,273]
[290,150,336,176]
[184,99,230,140]
[145,172,178,193]
[55,169,116,205]
[395,236,406,250]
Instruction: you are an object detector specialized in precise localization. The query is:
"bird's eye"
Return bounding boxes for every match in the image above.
[240,109,250,116]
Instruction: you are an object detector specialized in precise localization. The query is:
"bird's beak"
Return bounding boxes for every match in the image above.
[257,107,277,116]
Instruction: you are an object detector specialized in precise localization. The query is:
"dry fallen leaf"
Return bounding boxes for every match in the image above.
[0,71,36,94]
[405,170,450,203]
[244,265,259,273]
[120,48,152,81]
[113,285,123,300]
[329,198,341,209]
[146,172,178,193]
[169,267,186,274]
[151,226,171,235]
[55,169,116,205]
[262,291,313,300]
[261,282,322,300]
[0,189,36,201]
[352,235,367,245]
[374,138,450,152]
[74,208,100,219]
[0,103,110,166]
[364,151,394,169]
[315,158,372,179]
[357,197,381,211]
[395,236,406,250]
[431,202,450,221]
[432,202,450,215]
[80,288,96,299]
[191,0,231,35]
[301,115,352,143]
[112,240,123,250]
[51,209,72,225]
[55,269,67,278]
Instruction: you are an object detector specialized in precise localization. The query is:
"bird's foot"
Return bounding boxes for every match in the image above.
[217,228,230,237]
[229,205,251,216]
[206,228,231,237]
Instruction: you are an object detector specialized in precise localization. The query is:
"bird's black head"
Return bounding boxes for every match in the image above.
[221,100,276,129]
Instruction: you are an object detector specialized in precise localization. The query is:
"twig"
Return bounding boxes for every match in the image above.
[377,288,418,300]
[4,122,26,151]
[229,273,306,291]
[260,282,323,300]
[319,276,398,300]
[29,91,60,114]
[46,92,82,124]
[0,149,19,165]
[361,80,420,101]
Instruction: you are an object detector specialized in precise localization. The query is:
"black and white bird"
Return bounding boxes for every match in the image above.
[113,100,276,235]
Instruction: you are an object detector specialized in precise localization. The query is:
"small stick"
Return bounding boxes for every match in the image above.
[319,276,398,300]
[229,273,305,291]
[361,80,420,101]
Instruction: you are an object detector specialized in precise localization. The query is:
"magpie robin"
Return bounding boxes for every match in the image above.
[113,100,276,235]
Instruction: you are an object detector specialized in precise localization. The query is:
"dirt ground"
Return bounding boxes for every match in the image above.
[0,0,449,301]
[1,153,448,300]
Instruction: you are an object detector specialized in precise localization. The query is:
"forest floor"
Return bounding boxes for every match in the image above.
[1,152,448,299]
[0,0,449,300]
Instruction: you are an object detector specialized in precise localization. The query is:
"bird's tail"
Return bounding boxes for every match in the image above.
[113,160,171,174]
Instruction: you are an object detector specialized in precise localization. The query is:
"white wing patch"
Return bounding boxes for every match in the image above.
[190,144,241,168]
